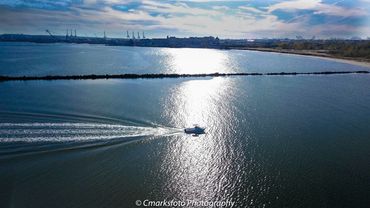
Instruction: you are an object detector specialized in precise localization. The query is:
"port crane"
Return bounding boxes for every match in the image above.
[296,35,303,40]
[45,29,55,38]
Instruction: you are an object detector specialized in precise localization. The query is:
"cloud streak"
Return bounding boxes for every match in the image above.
[0,0,368,38]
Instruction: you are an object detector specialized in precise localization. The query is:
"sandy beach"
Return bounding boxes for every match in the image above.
[239,48,370,69]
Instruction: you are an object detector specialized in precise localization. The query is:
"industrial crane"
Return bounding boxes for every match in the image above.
[45,29,55,38]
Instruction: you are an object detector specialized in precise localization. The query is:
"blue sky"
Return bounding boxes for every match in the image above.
[0,0,369,38]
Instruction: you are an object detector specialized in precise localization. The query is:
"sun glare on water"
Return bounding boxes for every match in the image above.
[160,77,240,201]
[162,48,231,74]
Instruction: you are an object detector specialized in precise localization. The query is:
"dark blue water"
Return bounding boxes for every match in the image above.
[1,43,370,208]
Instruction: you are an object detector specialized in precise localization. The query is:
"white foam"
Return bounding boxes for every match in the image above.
[0,123,179,143]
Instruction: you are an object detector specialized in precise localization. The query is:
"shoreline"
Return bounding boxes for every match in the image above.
[235,47,370,68]
[0,71,369,81]
[1,40,370,68]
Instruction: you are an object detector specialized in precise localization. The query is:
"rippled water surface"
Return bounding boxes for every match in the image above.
[1,44,370,208]
[0,42,369,76]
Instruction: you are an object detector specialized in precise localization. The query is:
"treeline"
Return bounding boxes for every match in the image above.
[0,71,368,82]
[251,40,370,59]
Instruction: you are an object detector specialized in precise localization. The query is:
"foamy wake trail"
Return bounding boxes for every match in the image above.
[0,123,180,143]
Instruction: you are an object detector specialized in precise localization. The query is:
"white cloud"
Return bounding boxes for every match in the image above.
[212,6,229,10]
[268,0,321,12]
[0,0,367,38]
[179,0,247,2]
[313,3,367,17]
[138,0,222,16]
[268,0,367,17]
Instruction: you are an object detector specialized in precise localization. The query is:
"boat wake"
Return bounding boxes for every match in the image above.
[0,122,181,143]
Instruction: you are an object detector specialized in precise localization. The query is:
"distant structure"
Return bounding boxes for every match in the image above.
[166,36,220,48]
[45,29,55,38]
[350,36,362,40]
[2,32,370,56]
[126,31,146,39]
[65,29,77,39]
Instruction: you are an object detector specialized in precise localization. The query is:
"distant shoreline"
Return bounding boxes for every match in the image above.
[233,47,370,68]
[1,71,369,82]
[1,38,370,68]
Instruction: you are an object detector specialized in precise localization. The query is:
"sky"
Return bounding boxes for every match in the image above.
[0,0,369,39]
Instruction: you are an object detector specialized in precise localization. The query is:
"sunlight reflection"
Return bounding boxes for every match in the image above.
[162,48,231,74]
[161,77,239,201]
[167,77,231,128]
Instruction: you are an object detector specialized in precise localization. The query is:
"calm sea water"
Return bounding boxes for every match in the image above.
[1,43,370,208]
[0,42,369,76]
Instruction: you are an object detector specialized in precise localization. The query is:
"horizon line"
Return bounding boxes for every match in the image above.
[1,33,369,41]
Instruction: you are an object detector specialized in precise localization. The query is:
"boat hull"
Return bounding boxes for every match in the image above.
[184,127,205,134]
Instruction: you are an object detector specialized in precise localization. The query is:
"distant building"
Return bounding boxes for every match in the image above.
[165,36,220,48]
[350,36,362,40]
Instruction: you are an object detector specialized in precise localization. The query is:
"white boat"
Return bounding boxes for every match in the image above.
[184,125,205,135]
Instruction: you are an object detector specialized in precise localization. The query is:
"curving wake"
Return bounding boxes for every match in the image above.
[0,122,181,143]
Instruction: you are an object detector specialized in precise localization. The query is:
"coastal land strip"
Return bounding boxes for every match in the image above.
[1,71,369,82]
[229,47,370,68]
